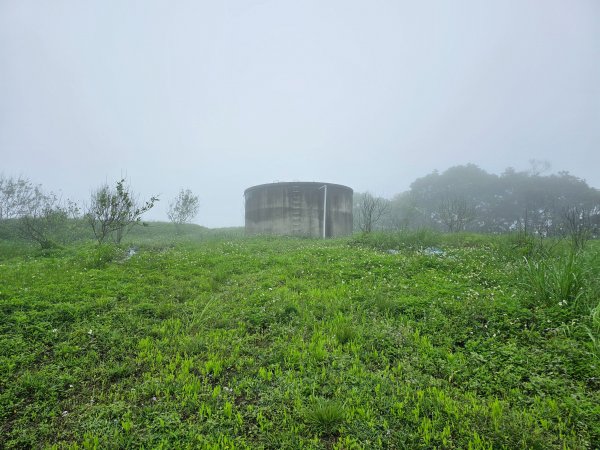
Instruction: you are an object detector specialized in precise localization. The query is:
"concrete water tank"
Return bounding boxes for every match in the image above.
[244,182,353,237]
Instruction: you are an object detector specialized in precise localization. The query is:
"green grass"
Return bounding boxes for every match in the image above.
[0,229,599,448]
[304,398,346,437]
[522,251,590,310]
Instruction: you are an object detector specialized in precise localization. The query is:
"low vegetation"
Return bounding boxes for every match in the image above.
[1,227,598,448]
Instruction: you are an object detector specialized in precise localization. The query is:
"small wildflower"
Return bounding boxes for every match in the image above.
[88,329,93,335]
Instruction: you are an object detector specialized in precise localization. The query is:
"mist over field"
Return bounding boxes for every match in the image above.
[1,1,599,227]
[2,2,600,448]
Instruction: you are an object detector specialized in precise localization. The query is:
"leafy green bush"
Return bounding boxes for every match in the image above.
[84,244,121,268]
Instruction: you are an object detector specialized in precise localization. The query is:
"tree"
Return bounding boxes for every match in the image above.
[404,164,600,234]
[87,179,158,244]
[437,196,475,232]
[356,192,390,233]
[0,176,81,248]
[409,164,496,231]
[528,159,551,176]
[18,192,73,249]
[388,192,428,230]
[0,175,38,220]
[168,189,199,230]
[0,175,79,248]
[562,206,595,252]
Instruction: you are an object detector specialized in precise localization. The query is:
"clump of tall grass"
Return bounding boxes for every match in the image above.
[585,302,600,359]
[497,230,554,260]
[522,249,598,313]
[303,398,345,436]
[523,252,584,308]
[522,242,600,359]
[372,293,400,315]
[334,323,356,345]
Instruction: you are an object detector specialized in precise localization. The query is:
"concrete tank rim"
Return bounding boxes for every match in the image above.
[244,181,353,196]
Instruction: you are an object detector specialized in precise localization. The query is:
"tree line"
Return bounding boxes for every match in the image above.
[0,175,199,249]
[3,163,599,249]
[355,163,600,241]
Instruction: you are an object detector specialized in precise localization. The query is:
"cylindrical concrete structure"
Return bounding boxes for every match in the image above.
[244,182,353,237]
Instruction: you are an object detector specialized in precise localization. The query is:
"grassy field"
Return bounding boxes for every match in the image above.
[0,225,599,448]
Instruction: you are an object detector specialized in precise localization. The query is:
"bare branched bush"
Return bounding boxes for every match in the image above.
[357,192,389,233]
[18,192,68,249]
[0,175,79,248]
[0,175,39,220]
[438,196,475,232]
[562,206,594,252]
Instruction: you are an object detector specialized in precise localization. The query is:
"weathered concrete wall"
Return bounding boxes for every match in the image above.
[244,182,353,237]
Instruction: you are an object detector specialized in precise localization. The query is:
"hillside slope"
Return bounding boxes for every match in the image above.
[0,234,598,448]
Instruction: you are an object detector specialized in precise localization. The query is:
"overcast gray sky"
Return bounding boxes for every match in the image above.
[1,0,599,227]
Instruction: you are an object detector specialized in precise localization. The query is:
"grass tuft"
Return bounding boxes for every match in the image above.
[334,323,356,345]
[522,251,589,310]
[303,398,345,436]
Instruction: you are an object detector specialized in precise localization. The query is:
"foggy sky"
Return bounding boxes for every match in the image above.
[1,0,599,227]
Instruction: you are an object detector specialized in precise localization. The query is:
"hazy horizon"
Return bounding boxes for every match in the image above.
[2,1,599,227]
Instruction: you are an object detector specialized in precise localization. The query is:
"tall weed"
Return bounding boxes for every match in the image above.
[303,398,345,436]
[585,301,600,359]
[522,250,597,313]
[498,230,553,260]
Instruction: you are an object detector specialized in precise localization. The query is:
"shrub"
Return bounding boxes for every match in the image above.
[87,178,158,244]
[167,189,199,231]
[85,244,120,268]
